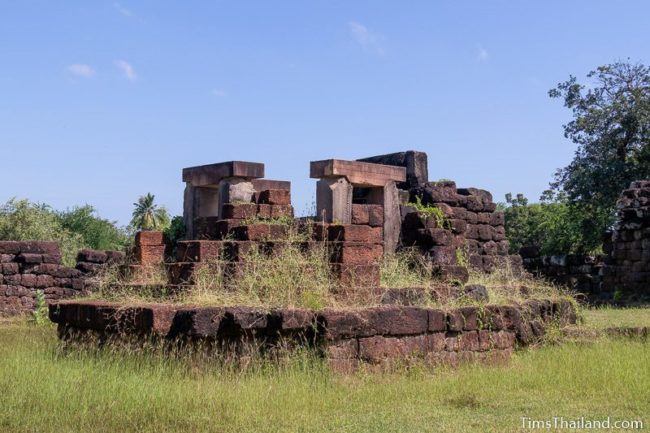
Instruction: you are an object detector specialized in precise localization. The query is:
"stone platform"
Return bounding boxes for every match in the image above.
[49,298,576,371]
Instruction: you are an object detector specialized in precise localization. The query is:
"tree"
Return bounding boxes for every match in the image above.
[0,198,85,266]
[0,198,129,266]
[58,205,129,250]
[501,193,584,256]
[130,193,170,231]
[549,60,650,251]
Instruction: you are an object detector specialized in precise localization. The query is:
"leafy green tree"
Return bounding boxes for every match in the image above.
[0,199,130,266]
[130,193,170,231]
[163,215,186,257]
[549,60,650,251]
[502,193,586,256]
[0,198,85,266]
[58,205,130,251]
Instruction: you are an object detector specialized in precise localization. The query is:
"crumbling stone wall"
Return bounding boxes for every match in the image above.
[171,155,521,289]
[169,182,298,286]
[520,180,650,303]
[601,180,650,301]
[403,181,513,282]
[358,151,518,283]
[50,298,577,371]
[521,252,606,300]
[76,249,125,274]
[0,241,123,315]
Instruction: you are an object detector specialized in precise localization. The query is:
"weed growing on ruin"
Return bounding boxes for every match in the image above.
[29,289,48,325]
[188,242,336,308]
[466,259,572,305]
[380,248,433,288]
[454,244,470,269]
[90,263,172,303]
[241,215,294,226]
[408,197,449,228]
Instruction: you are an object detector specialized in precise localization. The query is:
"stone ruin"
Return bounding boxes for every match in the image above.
[0,242,123,315]
[167,151,519,293]
[523,180,650,304]
[0,149,584,370]
[50,298,577,372]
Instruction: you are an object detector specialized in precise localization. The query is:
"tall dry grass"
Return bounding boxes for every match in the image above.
[85,238,572,310]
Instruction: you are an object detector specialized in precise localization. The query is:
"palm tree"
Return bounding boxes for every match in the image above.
[130,193,170,231]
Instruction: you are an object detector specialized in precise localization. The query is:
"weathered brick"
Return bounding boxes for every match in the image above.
[447,310,464,331]
[351,204,370,225]
[77,249,108,264]
[329,242,383,265]
[325,338,358,359]
[1,263,19,275]
[367,205,384,227]
[270,205,294,219]
[16,253,43,264]
[176,240,227,262]
[457,330,479,351]
[135,231,164,246]
[359,334,428,363]
[231,224,289,241]
[330,264,380,288]
[326,225,382,243]
[134,245,165,266]
[427,308,446,332]
[222,203,258,219]
[459,306,479,331]
[257,189,291,205]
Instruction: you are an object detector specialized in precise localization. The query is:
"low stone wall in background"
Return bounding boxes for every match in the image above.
[520,179,650,304]
[520,250,610,302]
[0,241,124,315]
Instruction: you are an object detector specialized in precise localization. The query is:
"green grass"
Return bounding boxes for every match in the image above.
[582,307,650,329]
[1,318,648,433]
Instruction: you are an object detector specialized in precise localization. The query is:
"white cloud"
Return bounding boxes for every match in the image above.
[115,60,137,81]
[348,21,384,55]
[66,64,95,78]
[476,45,489,62]
[212,89,226,97]
[113,2,133,17]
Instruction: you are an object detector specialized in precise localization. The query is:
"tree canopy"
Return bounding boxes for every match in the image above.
[0,199,129,266]
[130,193,170,231]
[548,60,650,251]
[501,193,585,256]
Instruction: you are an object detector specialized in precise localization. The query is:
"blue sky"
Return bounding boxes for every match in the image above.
[1,1,649,226]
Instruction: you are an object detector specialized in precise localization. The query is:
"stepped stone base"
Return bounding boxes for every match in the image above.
[50,298,576,372]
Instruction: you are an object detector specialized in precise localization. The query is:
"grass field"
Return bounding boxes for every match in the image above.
[582,307,650,329]
[0,315,648,433]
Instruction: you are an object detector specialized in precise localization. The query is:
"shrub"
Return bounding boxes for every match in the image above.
[501,193,593,255]
[58,205,130,251]
[0,198,129,266]
[0,198,85,266]
[408,197,449,228]
[30,290,48,325]
[380,249,432,288]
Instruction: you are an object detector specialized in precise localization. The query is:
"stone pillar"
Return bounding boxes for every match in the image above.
[365,182,399,254]
[183,183,196,239]
[316,177,352,223]
[382,181,401,255]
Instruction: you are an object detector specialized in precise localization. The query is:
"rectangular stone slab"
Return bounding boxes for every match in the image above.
[182,161,264,186]
[310,159,406,187]
[252,179,291,192]
[358,150,428,189]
